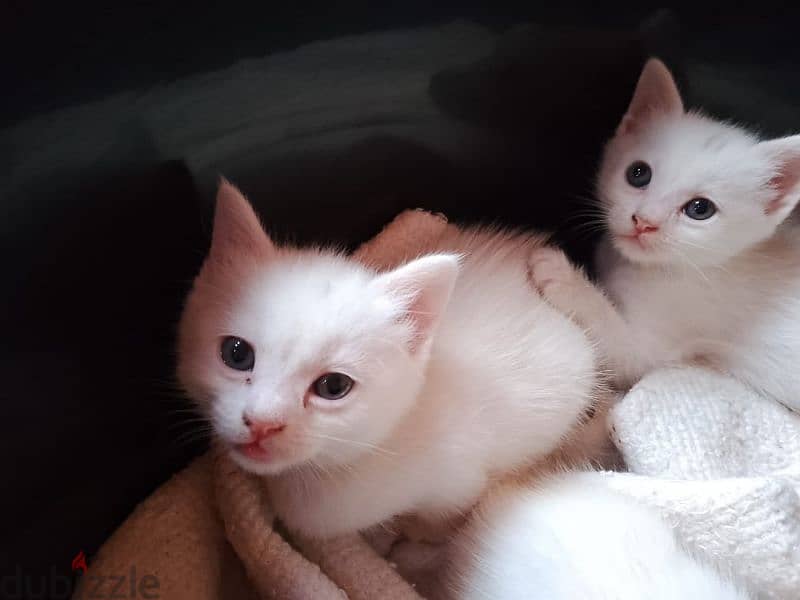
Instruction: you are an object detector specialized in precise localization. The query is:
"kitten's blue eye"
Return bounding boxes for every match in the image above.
[312,373,354,400]
[626,161,652,188]
[220,336,255,371]
[683,197,717,220]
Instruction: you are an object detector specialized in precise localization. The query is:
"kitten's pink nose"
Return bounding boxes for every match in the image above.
[632,214,659,234]
[243,414,286,440]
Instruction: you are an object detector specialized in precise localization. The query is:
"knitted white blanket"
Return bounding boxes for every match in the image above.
[601,367,800,599]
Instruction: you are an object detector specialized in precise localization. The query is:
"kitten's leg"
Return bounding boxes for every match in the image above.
[444,475,748,600]
[528,246,645,386]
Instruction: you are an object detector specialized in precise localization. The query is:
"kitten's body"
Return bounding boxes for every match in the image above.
[179,184,598,539]
[594,224,800,406]
[446,474,747,600]
[531,59,800,412]
[268,226,598,537]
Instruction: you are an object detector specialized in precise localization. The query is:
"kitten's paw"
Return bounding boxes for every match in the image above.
[387,539,447,590]
[527,246,580,295]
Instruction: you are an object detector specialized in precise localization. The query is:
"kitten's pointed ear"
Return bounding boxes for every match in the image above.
[756,135,800,220]
[618,58,684,135]
[372,254,460,353]
[208,179,274,266]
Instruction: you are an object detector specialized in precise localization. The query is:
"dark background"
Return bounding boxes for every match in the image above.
[2,2,799,593]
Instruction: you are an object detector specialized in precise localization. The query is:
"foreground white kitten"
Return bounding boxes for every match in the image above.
[446,474,747,600]
[178,182,598,538]
[531,59,800,412]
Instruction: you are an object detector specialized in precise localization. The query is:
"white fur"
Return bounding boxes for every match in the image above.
[446,474,748,600]
[530,60,800,412]
[179,184,598,538]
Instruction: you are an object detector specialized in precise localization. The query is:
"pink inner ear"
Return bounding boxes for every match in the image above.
[404,288,441,354]
[373,254,459,354]
[764,144,800,215]
[618,59,683,136]
[207,179,274,269]
[617,114,638,137]
[766,173,789,215]
[766,171,799,215]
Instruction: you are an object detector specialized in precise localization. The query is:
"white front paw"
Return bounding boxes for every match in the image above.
[527,246,580,295]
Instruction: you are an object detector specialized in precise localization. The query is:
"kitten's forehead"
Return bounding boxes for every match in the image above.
[641,114,756,161]
[230,252,391,366]
[620,114,763,194]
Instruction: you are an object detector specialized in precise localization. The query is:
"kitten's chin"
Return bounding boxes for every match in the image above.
[228,445,299,476]
[612,235,670,265]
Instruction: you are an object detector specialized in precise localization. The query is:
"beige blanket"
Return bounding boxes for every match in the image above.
[73,210,612,600]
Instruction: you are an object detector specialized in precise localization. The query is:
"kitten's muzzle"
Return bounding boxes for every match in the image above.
[632,214,659,234]
[242,414,286,441]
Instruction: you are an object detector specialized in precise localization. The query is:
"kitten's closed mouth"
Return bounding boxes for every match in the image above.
[235,441,272,462]
[617,233,650,249]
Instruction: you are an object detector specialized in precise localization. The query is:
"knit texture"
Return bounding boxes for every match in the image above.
[606,366,800,599]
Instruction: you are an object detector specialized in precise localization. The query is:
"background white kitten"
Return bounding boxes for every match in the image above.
[445,474,747,600]
[178,182,599,538]
[531,59,800,412]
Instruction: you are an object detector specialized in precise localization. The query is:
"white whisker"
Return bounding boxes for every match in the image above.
[308,433,400,457]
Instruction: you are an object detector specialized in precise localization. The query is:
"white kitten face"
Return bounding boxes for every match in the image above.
[598,59,800,268]
[196,257,424,475]
[178,182,458,476]
[599,115,773,266]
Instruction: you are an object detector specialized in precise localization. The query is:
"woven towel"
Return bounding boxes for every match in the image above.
[605,367,800,599]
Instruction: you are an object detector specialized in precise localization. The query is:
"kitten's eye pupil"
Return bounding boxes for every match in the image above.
[683,197,717,220]
[220,336,255,371]
[313,373,354,400]
[625,161,652,188]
